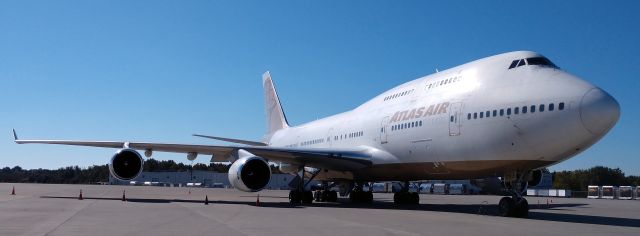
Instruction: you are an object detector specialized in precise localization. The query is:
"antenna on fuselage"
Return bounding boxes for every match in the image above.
[435,68,439,73]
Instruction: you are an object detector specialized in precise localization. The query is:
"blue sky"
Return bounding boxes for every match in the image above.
[1,1,638,175]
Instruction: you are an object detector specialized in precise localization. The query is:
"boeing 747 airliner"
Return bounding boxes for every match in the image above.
[14,51,620,217]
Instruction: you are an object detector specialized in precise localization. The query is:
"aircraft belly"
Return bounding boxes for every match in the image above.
[346,160,554,181]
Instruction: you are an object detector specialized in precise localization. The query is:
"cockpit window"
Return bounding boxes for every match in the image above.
[508,60,519,69]
[508,56,559,69]
[525,57,558,68]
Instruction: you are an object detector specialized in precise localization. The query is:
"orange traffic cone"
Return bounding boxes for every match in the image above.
[205,195,209,205]
[256,194,260,207]
[11,186,15,195]
[122,190,126,202]
[78,190,83,200]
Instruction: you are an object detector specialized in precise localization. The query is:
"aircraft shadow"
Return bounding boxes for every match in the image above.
[40,195,640,228]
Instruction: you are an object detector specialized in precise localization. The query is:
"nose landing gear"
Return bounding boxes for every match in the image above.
[499,196,529,217]
[499,171,531,218]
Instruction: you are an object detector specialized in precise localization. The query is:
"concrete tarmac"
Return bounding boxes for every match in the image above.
[0,183,638,236]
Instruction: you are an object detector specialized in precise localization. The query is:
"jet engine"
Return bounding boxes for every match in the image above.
[527,169,544,187]
[228,155,271,192]
[109,149,144,181]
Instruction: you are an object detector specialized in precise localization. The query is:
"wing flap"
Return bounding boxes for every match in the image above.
[192,134,267,146]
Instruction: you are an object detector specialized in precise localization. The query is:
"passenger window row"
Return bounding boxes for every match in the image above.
[427,75,462,90]
[384,89,415,101]
[391,120,423,131]
[301,138,325,146]
[467,102,565,120]
[334,131,364,141]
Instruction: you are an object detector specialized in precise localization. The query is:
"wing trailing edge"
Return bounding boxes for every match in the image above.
[192,134,267,146]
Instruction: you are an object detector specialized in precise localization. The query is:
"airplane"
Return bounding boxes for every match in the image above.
[13,51,620,217]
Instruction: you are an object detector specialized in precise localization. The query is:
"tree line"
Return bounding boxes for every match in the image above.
[0,159,283,184]
[552,166,639,191]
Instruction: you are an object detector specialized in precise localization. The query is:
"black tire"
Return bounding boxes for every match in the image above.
[514,198,529,218]
[329,191,338,202]
[411,192,419,204]
[289,190,301,204]
[321,191,329,202]
[498,197,515,217]
[350,191,370,203]
[302,191,313,204]
[402,193,412,204]
[393,192,400,204]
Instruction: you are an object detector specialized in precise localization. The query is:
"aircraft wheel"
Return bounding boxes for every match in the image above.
[363,191,373,203]
[289,190,301,204]
[349,191,359,203]
[321,190,330,202]
[328,191,338,202]
[350,191,371,203]
[498,197,515,217]
[514,198,529,218]
[411,192,420,204]
[302,191,313,204]
[394,192,418,204]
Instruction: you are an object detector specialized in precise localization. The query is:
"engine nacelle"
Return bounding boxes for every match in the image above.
[109,149,144,181]
[228,155,271,192]
[527,169,544,187]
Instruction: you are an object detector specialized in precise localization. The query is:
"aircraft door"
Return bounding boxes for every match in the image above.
[327,128,334,147]
[448,102,462,136]
[380,116,390,144]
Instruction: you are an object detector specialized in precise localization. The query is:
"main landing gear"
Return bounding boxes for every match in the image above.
[289,189,313,204]
[349,183,373,203]
[288,166,315,204]
[314,181,338,202]
[289,167,339,204]
[393,181,419,205]
[498,172,530,218]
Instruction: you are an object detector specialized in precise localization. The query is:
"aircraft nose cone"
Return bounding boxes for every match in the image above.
[580,88,620,135]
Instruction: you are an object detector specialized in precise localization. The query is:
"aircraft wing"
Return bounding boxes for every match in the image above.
[13,132,372,171]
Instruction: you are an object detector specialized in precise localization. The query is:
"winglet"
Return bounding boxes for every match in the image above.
[12,129,18,141]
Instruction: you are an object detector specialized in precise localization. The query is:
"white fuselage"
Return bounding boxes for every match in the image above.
[268,51,619,181]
